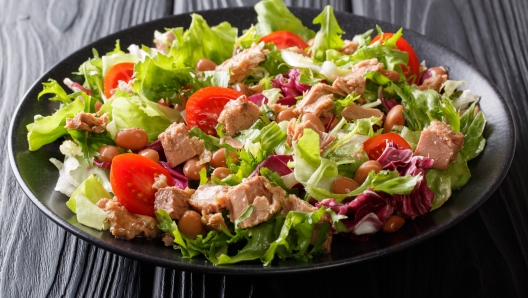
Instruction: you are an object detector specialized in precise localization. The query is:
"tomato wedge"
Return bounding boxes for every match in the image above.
[185,86,243,135]
[363,133,412,160]
[103,62,135,99]
[110,153,174,217]
[260,30,309,50]
[371,33,420,84]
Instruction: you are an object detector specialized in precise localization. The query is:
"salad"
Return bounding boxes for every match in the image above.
[27,0,486,265]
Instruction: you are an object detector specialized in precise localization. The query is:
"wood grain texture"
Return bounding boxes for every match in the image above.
[0,0,527,297]
[0,1,171,297]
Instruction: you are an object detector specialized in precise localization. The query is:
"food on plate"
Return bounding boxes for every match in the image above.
[27,0,486,265]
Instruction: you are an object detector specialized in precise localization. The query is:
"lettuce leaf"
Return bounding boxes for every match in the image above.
[427,154,471,210]
[254,0,316,41]
[132,53,193,103]
[38,79,72,104]
[101,95,178,142]
[76,49,104,100]
[460,102,486,160]
[27,98,85,151]
[169,14,237,67]
[68,129,116,163]
[49,141,112,197]
[66,174,111,230]
[311,5,344,62]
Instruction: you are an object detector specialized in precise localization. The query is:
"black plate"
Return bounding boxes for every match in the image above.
[8,7,515,274]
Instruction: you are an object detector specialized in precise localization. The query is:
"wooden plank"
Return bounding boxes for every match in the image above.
[0,1,171,297]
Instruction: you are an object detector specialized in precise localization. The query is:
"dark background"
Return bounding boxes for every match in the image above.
[1,0,527,297]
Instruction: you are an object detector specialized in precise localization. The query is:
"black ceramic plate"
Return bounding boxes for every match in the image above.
[8,7,515,275]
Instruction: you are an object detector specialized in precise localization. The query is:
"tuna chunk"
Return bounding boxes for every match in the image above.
[154,187,195,220]
[96,198,159,240]
[220,136,244,150]
[332,58,384,96]
[418,66,448,92]
[216,44,267,83]
[65,112,108,133]
[188,135,211,166]
[414,120,464,170]
[294,83,338,118]
[188,184,230,214]
[218,176,283,229]
[189,184,231,231]
[161,232,175,246]
[158,122,198,167]
[279,194,317,214]
[341,103,384,121]
[218,96,260,135]
[152,174,169,190]
[339,39,359,55]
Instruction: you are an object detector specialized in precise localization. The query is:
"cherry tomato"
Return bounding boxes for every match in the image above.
[185,86,242,135]
[371,33,420,84]
[103,62,135,99]
[110,153,174,217]
[260,30,309,50]
[363,133,412,160]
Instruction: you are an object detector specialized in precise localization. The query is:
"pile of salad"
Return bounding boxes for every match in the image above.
[27,0,486,265]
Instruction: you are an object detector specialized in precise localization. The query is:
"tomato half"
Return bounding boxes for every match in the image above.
[363,133,412,160]
[185,86,242,135]
[103,62,135,99]
[371,33,420,84]
[259,30,309,50]
[110,153,174,217]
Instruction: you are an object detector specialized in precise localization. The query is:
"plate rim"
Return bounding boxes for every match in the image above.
[7,6,516,275]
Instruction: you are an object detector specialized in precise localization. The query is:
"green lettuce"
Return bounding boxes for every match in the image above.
[76,49,104,100]
[311,5,344,62]
[254,0,316,41]
[308,170,419,202]
[67,174,112,230]
[169,14,237,67]
[27,98,85,151]
[459,102,486,160]
[100,95,180,142]
[427,154,471,210]
[67,129,116,163]
[132,53,193,103]
[156,205,337,265]
[38,79,72,104]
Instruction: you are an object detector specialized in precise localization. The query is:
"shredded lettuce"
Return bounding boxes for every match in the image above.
[156,205,337,265]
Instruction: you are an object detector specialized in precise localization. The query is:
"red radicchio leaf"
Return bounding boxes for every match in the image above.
[158,161,189,190]
[93,157,111,169]
[377,144,435,218]
[249,155,293,177]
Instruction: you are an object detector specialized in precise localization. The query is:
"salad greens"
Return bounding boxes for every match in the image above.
[28,0,486,266]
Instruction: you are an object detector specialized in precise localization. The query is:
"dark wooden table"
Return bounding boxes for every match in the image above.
[1,0,527,297]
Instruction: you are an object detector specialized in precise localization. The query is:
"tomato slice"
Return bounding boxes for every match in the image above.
[110,153,174,217]
[185,86,243,135]
[363,133,412,160]
[103,62,135,99]
[259,30,309,50]
[371,33,420,84]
